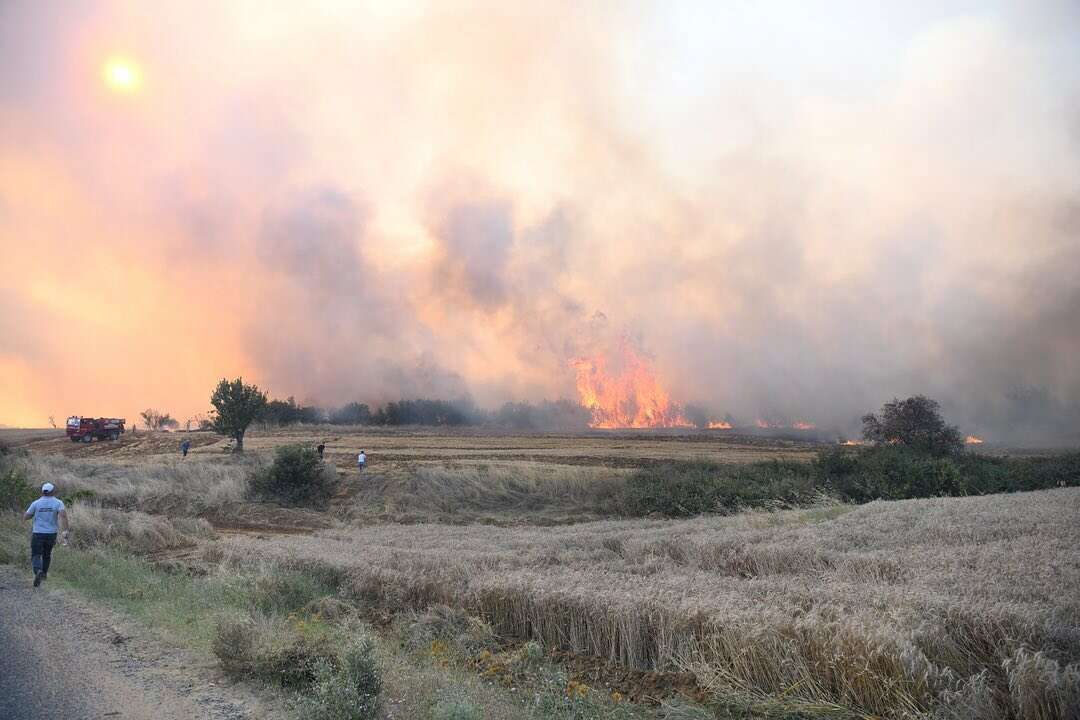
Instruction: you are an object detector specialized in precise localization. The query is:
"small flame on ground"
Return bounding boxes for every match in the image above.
[755,419,773,429]
[965,435,985,444]
[840,439,866,446]
[792,421,816,430]
[571,343,692,429]
[707,421,733,429]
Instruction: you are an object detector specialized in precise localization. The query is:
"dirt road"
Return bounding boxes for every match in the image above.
[0,566,282,720]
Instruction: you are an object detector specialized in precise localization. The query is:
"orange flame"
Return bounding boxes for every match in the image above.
[707,421,733,429]
[964,435,984,444]
[571,344,692,429]
[755,418,773,429]
[840,439,866,446]
[792,421,816,430]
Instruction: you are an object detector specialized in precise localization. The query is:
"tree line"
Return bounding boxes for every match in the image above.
[252,395,591,430]
[203,377,594,451]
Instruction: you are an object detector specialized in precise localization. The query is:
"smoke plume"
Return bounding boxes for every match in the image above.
[1,1,1078,443]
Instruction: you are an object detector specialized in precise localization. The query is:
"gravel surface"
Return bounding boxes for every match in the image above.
[0,565,284,720]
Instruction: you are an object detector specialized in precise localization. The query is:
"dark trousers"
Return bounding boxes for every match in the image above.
[31,533,57,575]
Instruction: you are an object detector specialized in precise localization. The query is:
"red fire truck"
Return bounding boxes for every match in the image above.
[66,416,126,442]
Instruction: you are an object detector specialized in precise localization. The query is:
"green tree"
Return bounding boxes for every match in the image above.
[210,377,267,452]
[861,395,964,456]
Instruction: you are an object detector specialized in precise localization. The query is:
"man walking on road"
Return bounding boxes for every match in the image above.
[24,483,69,588]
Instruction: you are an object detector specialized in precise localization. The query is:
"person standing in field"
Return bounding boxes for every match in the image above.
[23,482,70,588]
[357,450,366,472]
[316,443,325,459]
[180,438,191,458]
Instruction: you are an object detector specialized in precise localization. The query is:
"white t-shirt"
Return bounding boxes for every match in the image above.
[358,453,366,464]
[26,496,65,534]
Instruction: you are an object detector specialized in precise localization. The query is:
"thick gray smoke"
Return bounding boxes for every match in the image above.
[0,1,1078,444]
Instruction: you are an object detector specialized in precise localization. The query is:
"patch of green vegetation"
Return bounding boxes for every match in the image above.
[47,546,252,649]
[0,447,36,512]
[299,633,382,720]
[252,566,343,616]
[621,460,819,517]
[817,446,1080,502]
[248,444,336,508]
[432,690,484,720]
[623,448,1080,517]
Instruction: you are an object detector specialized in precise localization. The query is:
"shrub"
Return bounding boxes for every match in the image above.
[397,604,496,657]
[261,635,338,688]
[248,444,335,507]
[252,567,341,615]
[212,617,257,676]
[213,615,338,688]
[0,465,36,512]
[300,633,381,720]
[432,690,483,720]
[1001,451,1080,492]
[817,447,1080,502]
[620,461,818,517]
[818,446,964,502]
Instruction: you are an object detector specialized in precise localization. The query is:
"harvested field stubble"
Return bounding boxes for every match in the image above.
[220,489,1080,717]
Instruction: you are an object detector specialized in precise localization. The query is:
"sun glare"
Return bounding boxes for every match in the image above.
[103,57,141,93]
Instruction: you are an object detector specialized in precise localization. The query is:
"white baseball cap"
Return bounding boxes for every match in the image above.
[41,482,55,493]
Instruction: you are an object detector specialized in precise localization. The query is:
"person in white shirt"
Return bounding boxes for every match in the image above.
[357,450,366,472]
[23,482,70,587]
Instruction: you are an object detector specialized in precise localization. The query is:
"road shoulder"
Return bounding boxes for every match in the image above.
[0,564,286,720]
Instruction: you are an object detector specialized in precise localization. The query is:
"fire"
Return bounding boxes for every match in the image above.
[792,421,816,430]
[840,439,866,446]
[755,418,773,429]
[965,435,985,444]
[707,421,733,429]
[571,343,692,429]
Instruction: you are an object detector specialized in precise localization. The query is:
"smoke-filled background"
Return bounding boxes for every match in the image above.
[1,1,1078,442]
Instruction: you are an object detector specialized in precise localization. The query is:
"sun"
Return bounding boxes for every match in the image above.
[103,57,142,93]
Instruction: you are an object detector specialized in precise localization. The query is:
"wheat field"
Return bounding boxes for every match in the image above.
[214,488,1080,718]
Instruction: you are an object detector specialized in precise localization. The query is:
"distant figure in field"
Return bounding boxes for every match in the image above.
[357,450,366,472]
[24,482,70,587]
[316,443,325,460]
[180,438,191,458]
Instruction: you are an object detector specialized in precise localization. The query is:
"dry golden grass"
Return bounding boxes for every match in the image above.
[217,489,1080,718]
[18,453,252,514]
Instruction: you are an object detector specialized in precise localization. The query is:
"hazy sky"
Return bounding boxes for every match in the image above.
[1,1,1078,439]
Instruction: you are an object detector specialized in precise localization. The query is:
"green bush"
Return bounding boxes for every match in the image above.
[397,604,496,657]
[1000,451,1080,492]
[0,452,36,512]
[252,568,342,615]
[261,636,338,688]
[213,616,337,688]
[818,447,1080,502]
[818,446,964,502]
[300,633,381,720]
[248,444,335,507]
[212,617,257,676]
[432,690,483,720]
[620,460,818,517]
